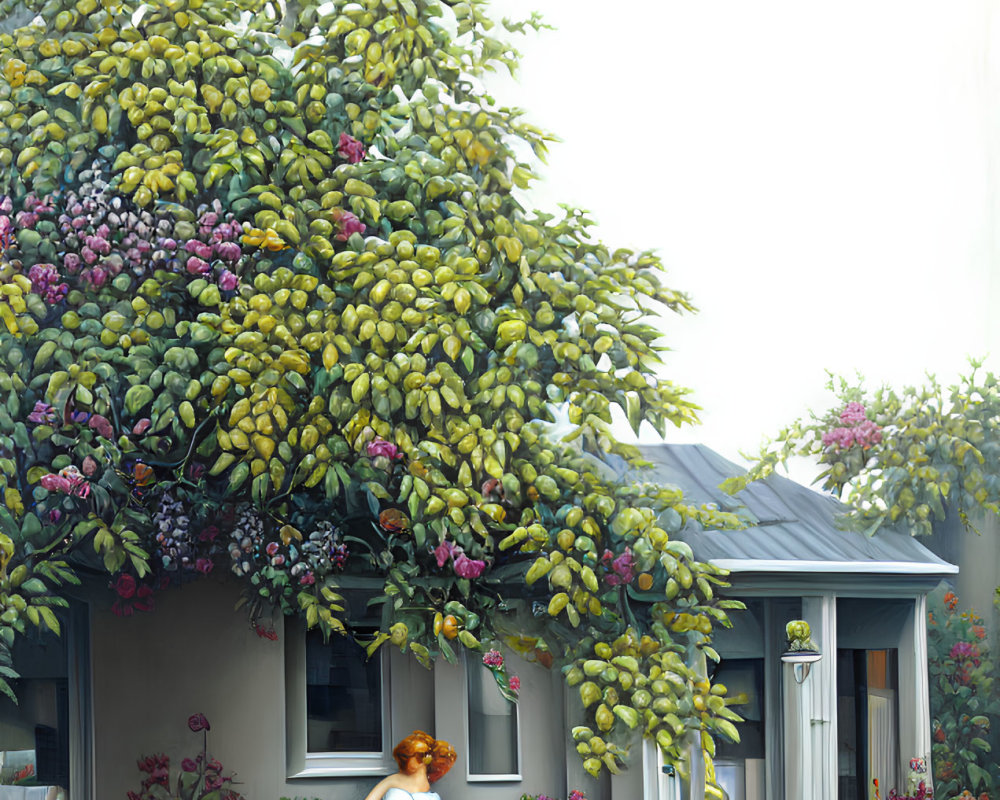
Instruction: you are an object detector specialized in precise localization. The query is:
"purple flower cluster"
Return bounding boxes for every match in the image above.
[602,547,635,586]
[433,539,486,579]
[821,402,883,450]
[48,164,244,291]
[950,640,980,663]
[229,516,347,590]
[27,401,57,424]
[27,262,68,303]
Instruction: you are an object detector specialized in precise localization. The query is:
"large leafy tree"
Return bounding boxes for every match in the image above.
[0,0,744,786]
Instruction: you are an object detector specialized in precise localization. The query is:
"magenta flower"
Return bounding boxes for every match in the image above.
[198,525,219,543]
[27,401,56,424]
[434,540,458,568]
[333,210,365,241]
[40,473,74,494]
[265,541,280,556]
[366,439,400,460]
[453,553,486,579]
[217,269,239,291]
[181,758,197,772]
[603,547,635,586]
[185,256,210,275]
[508,675,520,692]
[569,791,587,800]
[185,239,213,259]
[187,713,210,732]
[337,132,367,163]
[215,241,241,262]
[195,558,214,576]
[483,649,504,668]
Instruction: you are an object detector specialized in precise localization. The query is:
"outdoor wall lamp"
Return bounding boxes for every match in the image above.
[782,619,822,684]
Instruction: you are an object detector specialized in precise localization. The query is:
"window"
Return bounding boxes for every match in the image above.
[465,654,520,781]
[0,603,88,800]
[285,601,393,777]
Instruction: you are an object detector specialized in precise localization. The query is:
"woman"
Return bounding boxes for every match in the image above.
[363,730,457,800]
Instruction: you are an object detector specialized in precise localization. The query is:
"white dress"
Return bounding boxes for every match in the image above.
[383,790,440,800]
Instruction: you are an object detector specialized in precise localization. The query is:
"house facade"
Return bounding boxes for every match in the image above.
[0,444,955,800]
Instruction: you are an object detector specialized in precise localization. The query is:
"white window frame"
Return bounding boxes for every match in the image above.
[463,651,522,782]
[284,619,393,778]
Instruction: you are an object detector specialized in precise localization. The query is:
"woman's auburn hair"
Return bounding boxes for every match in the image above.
[393,730,457,783]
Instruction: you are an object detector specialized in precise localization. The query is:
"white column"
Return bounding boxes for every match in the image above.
[898,594,933,790]
[784,595,837,800]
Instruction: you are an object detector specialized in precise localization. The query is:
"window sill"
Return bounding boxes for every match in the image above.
[287,764,393,779]
[467,773,523,783]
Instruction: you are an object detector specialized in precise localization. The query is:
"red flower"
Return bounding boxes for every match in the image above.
[114,574,137,599]
[508,675,520,692]
[187,713,210,732]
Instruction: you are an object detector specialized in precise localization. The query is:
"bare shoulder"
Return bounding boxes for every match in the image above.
[362,773,408,800]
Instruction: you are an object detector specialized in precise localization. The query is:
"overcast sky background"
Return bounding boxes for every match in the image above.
[481,0,1000,484]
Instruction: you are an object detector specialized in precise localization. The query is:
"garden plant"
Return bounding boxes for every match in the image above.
[0,0,746,789]
[736,367,1000,799]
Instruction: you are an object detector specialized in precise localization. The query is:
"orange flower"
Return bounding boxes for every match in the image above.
[944,591,958,611]
[974,625,986,640]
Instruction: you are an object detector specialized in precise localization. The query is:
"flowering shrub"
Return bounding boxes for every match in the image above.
[927,588,1000,799]
[520,791,586,800]
[128,714,244,800]
[0,0,745,782]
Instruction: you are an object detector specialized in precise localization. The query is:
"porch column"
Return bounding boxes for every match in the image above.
[898,594,933,788]
[784,594,837,800]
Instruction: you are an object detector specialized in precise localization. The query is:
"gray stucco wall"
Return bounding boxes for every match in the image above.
[90,576,569,800]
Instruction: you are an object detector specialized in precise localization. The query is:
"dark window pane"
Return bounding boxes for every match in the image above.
[713,658,765,761]
[467,664,518,775]
[305,630,382,753]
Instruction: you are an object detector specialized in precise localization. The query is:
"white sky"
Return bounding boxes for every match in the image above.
[484,0,1000,482]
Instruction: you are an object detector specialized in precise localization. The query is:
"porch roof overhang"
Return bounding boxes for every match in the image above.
[612,444,958,583]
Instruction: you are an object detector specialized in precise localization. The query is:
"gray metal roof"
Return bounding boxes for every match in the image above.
[610,443,957,576]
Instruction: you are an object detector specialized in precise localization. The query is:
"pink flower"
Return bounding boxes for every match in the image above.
[508,675,520,692]
[186,256,210,275]
[132,418,152,435]
[434,540,458,568]
[569,791,586,800]
[483,649,504,668]
[187,713,210,732]
[185,239,214,259]
[453,553,486,579]
[603,548,635,586]
[333,210,365,241]
[88,413,113,439]
[337,132,366,163]
[217,269,239,291]
[215,241,241,262]
[366,439,400,460]
[195,558,214,575]
[181,758,197,772]
[82,456,98,476]
[299,572,315,585]
[266,541,280,556]
[40,473,74,493]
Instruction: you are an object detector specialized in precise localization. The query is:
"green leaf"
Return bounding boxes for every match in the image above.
[124,384,154,414]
